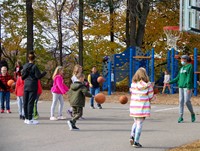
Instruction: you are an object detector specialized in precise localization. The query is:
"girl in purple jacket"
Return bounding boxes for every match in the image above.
[50,66,69,121]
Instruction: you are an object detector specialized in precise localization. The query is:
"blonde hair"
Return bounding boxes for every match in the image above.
[132,67,149,83]
[73,64,82,76]
[76,73,85,80]
[52,66,63,80]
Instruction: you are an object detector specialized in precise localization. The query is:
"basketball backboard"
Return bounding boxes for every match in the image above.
[180,0,200,33]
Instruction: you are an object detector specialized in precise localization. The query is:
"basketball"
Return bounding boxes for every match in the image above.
[11,82,16,89]
[154,88,159,94]
[7,79,15,87]
[119,95,128,104]
[97,76,105,83]
[94,93,106,104]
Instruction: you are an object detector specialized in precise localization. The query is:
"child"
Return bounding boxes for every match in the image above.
[67,64,83,117]
[22,51,46,125]
[71,64,82,83]
[67,73,92,130]
[14,61,23,81]
[129,67,155,148]
[169,55,196,123]
[0,66,13,113]
[50,66,69,120]
[15,73,25,119]
[33,80,42,120]
[162,70,171,94]
[88,66,102,109]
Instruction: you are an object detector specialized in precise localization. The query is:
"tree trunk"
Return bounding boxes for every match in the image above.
[58,13,63,66]
[136,0,150,47]
[109,0,114,43]
[79,0,84,67]
[109,0,115,53]
[129,0,137,47]
[26,0,34,62]
[125,0,130,48]
[55,0,67,66]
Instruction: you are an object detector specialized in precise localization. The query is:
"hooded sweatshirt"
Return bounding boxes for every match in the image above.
[51,75,69,94]
[129,80,154,117]
[169,63,193,90]
[68,81,92,107]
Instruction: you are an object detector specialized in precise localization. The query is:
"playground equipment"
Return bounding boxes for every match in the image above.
[102,47,199,96]
[102,47,179,95]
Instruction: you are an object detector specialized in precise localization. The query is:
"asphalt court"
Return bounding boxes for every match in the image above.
[0,101,200,151]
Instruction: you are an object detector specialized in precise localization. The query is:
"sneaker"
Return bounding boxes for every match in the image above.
[34,115,39,120]
[67,120,73,130]
[27,119,39,125]
[19,115,23,119]
[133,142,142,148]
[1,110,4,113]
[129,136,134,145]
[72,125,79,130]
[22,116,25,120]
[97,105,102,109]
[67,109,73,117]
[50,116,58,121]
[191,114,196,122]
[57,116,66,120]
[6,110,11,113]
[80,116,85,120]
[24,119,28,124]
[90,106,95,109]
[178,117,184,123]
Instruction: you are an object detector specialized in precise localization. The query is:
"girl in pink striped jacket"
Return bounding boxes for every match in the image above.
[129,67,155,148]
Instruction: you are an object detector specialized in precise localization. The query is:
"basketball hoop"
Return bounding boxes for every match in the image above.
[163,26,181,50]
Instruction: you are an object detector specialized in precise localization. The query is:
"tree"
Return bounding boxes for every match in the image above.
[144,0,180,52]
[26,0,34,61]
[128,0,150,47]
[79,0,84,66]
[125,0,130,48]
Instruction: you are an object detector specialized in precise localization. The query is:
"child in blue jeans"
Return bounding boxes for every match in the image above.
[0,66,13,113]
[88,66,102,109]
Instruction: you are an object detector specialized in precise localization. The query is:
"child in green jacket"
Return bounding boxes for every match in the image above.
[170,55,196,123]
[67,73,92,130]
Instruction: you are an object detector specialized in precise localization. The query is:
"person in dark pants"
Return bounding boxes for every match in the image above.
[67,73,92,130]
[22,51,46,125]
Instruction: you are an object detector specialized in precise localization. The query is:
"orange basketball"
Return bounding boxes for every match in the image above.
[7,79,15,87]
[119,95,128,104]
[97,76,105,83]
[94,93,106,104]
[154,88,159,94]
[11,82,16,89]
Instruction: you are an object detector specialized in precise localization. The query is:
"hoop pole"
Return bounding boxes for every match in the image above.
[171,48,175,94]
[146,51,150,76]
[151,48,155,82]
[129,47,134,87]
[167,50,171,73]
[194,48,198,96]
[108,60,112,95]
